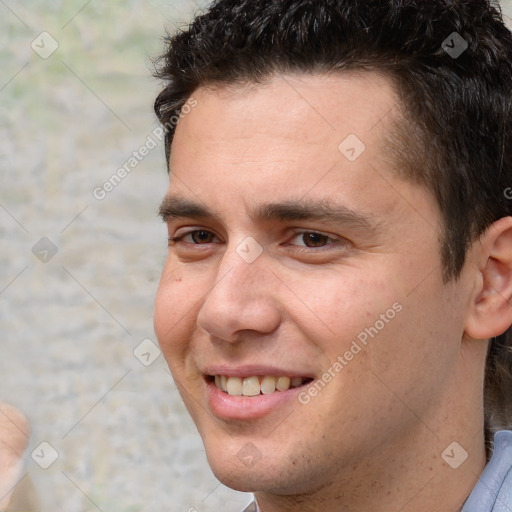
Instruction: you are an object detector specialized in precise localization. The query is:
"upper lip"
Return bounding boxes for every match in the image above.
[203,365,315,379]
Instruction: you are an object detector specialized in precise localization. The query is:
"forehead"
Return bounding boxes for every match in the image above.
[170,71,399,171]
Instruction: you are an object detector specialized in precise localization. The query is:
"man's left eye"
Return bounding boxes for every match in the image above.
[289,232,337,248]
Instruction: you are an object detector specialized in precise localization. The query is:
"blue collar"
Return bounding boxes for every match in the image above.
[462,430,512,512]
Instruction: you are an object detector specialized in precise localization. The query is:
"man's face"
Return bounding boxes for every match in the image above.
[154,73,472,495]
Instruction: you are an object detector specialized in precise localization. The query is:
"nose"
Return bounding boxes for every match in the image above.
[195,244,281,343]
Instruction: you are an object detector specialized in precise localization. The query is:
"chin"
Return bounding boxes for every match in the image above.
[210,461,327,499]
[203,442,282,492]
[212,469,263,493]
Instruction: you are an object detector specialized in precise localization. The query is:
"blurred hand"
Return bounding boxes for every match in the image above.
[0,403,30,510]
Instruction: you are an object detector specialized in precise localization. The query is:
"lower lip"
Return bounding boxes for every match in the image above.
[206,378,309,420]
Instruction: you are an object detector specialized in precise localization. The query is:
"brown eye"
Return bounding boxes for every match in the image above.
[169,230,220,245]
[302,232,330,247]
[190,230,216,243]
[286,230,344,251]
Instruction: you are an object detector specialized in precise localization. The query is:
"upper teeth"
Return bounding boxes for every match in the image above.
[214,375,306,396]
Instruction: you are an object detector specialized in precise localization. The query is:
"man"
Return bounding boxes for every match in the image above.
[2,2,511,511]
[152,0,512,511]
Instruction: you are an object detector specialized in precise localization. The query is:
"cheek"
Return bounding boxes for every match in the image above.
[348,277,465,412]
[153,264,199,360]
[293,270,400,348]
[296,265,451,384]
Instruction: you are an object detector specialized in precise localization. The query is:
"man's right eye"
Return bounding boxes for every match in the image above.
[169,229,220,245]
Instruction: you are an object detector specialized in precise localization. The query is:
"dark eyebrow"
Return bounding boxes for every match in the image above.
[159,195,381,234]
[255,200,379,232]
[159,196,213,221]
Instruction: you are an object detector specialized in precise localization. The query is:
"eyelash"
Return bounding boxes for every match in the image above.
[168,229,342,250]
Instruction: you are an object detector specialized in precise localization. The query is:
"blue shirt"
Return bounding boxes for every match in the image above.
[462,430,512,511]
[242,430,512,512]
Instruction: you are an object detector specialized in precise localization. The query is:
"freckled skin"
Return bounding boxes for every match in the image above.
[154,73,489,511]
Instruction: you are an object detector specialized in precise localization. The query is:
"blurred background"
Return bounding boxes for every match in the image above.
[1,1,511,511]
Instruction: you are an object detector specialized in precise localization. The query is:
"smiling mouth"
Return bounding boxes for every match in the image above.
[207,375,315,397]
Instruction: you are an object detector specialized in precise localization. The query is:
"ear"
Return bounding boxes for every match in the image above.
[464,216,512,340]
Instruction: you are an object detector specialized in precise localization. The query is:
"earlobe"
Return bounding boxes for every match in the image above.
[464,216,512,340]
